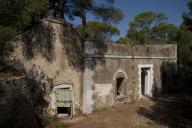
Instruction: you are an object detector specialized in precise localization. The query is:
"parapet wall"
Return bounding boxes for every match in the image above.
[84,41,177,59]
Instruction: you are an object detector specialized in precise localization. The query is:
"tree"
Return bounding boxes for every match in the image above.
[71,0,123,28]
[49,0,123,40]
[177,1,192,93]
[49,0,123,28]
[182,1,192,31]
[116,37,129,44]
[150,23,178,43]
[127,29,148,44]
[0,27,15,64]
[129,11,167,30]
[176,26,192,92]
[0,0,48,66]
[76,20,120,42]
[49,0,74,20]
[0,0,48,32]
[127,11,177,44]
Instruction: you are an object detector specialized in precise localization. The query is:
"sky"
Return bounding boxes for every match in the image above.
[71,0,189,41]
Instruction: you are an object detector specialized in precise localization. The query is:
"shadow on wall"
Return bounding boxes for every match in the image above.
[83,39,108,70]
[160,61,177,94]
[22,22,56,63]
[59,25,84,70]
[59,23,109,70]
[137,96,192,128]
[21,21,108,71]
[152,78,159,96]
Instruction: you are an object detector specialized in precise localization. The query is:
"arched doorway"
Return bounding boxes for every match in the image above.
[113,69,128,97]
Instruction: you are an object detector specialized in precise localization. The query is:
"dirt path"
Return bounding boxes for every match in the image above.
[63,96,192,128]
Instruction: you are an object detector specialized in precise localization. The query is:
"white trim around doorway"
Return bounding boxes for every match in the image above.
[138,64,154,99]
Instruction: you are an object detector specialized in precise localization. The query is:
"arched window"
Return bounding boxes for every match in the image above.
[116,77,125,96]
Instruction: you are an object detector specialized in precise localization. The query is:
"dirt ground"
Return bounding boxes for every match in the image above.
[63,96,192,128]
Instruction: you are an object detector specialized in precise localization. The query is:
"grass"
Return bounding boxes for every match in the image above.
[0,72,14,79]
[40,114,69,128]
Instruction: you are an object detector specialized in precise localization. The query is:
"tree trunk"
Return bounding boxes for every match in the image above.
[82,14,87,28]
[59,0,65,21]
[52,1,57,18]
[81,11,88,39]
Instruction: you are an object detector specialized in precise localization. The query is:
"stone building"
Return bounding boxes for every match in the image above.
[12,19,177,116]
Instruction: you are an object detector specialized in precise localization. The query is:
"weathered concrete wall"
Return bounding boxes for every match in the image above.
[83,41,177,113]
[9,21,177,115]
[11,19,83,115]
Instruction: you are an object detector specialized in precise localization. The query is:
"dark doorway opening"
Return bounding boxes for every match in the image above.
[117,77,125,96]
[57,107,71,116]
[141,68,149,95]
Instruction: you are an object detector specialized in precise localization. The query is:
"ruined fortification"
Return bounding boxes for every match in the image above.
[9,19,177,116]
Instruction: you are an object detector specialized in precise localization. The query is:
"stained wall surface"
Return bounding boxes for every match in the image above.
[83,41,177,113]
[11,19,83,115]
[10,20,177,115]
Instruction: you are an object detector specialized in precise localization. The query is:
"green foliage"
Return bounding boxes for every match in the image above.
[127,11,177,44]
[127,29,149,44]
[177,27,192,92]
[0,26,16,42]
[177,1,192,93]
[76,21,120,42]
[94,8,124,24]
[0,0,48,32]
[0,72,14,79]
[0,26,15,62]
[182,1,192,31]
[116,37,129,44]
[150,23,178,43]
[136,30,149,43]
[0,0,48,66]
[129,11,167,30]
[50,0,124,27]
[127,28,137,40]
[71,0,124,28]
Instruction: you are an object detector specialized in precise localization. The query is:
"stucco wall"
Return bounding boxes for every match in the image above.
[10,21,177,115]
[11,19,83,115]
[83,41,177,112]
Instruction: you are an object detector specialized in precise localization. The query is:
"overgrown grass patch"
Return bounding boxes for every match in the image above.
[0,72,14,79]
[40,114,70,128]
